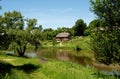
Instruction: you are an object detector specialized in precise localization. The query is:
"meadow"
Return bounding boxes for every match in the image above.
[0,36,119,79]
[0,53,119,79]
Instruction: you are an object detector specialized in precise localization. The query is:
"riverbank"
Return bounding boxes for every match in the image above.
[0,53,119,79]
[42,36,91,50]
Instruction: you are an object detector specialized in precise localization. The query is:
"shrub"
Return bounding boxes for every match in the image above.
[91,29,120,65]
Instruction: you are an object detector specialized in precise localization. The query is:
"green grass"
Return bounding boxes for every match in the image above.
[39,60,95,79]
[42,36,94,58]
[0,36,119,79]
[42,36,91,48]
[0,54,119,79]
[0,69,30,79]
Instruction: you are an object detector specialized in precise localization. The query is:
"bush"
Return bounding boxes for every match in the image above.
[91,29,120,65]
[75,45,81,51]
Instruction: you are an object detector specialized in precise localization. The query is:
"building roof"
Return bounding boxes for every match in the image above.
[56,32,70,38]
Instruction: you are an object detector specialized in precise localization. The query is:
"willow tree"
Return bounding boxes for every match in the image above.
[1,11,41,56]
[0,11,24,50]
[90,0,120,64]
[26,18,41,51]
[2,11,26,56]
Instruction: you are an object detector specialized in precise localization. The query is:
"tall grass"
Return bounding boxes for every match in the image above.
[42,36,91,49]
[38,60,119,79]
[0,69,30,79]
[0,51,119,79]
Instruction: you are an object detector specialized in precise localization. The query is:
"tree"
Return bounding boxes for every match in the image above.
[90,0,120,64]
[90,0,120,30]
[26,18,37,30]
[89,19,101,28]
[0,11,24,50]
[84,19,102,35]
[42,28,55,40]
[25,18,41,51]
[0,11,41,56]
[3,11,24,30]
[8,29,28,56]
[73,19,86,36]
[2,11,26,56]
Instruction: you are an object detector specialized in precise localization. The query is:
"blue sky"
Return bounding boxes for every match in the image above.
[0,0,95,29]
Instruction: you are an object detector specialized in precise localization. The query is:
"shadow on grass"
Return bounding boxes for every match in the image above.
[6,53,30,58]
[16,63,40,73]
[0,61,13,76]
[0,61,40,77]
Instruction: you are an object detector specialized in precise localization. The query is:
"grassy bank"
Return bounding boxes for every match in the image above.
[42,36,91,49]
[42,36,93,52]
[0,54,119,79]
[0,36,119,79]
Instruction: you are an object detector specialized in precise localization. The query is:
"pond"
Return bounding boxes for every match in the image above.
[36,49,92,66]
[36,49,120,76]
[6,49,120,76]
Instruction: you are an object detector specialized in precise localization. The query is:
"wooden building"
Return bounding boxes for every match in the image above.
[56,32,71,42]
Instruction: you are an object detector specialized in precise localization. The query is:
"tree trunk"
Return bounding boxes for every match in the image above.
[17,45,26,57]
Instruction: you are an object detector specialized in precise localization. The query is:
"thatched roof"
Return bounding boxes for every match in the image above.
[56,32,70,38]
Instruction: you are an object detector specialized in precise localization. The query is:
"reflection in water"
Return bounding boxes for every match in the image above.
[56,50,69,61]
[37,49,92,66]
[25,52,37,58]
[36,49,120,76]
[69,55,92,66]
[7,49,120,76]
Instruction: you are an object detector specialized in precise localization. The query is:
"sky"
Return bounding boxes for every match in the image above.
[0,0,95,29]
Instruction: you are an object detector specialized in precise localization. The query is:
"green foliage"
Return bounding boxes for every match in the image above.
[8,42,18,52]
[55,27,74,36]
[0,33,11,50]
[75,45,81,51]
[89,19,102,28]
[3,11,24,30]
[91,30,120,65]
[85,19,106,36]
[0,11,42,56]
[90,0,120,64]
[8,29,28,56]
[42,28,56,40]
[73,19,87,36]
[26,18,37,31]
[0,11,25,52]
[90,0,120,29]
[0,54,119,79]
[41,27,74,41]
